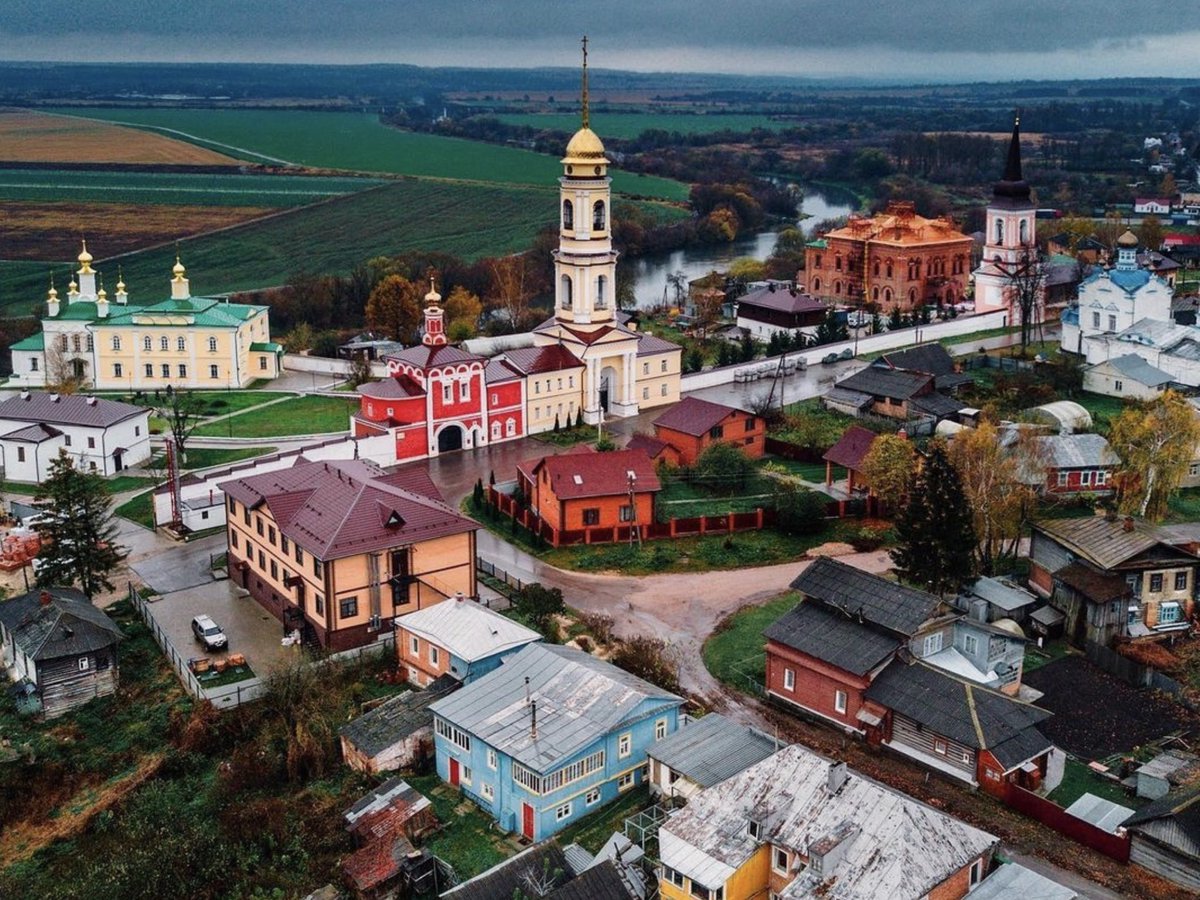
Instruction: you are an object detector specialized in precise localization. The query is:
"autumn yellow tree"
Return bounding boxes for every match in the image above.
[443,285,484,341]
[860,433,916,512]
[1110,390,1200,521]
[364,274,422,343]
[487,255,535,330]
[948,421,1042,575]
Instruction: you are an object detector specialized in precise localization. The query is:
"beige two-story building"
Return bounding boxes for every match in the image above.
[220,459,477,652]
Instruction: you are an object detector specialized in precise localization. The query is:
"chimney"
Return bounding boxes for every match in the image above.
[39,590,53,606]
[49,394,59,403]
[530,700,538,739]
[1123,516,1135,533]
[524,676,531,705]
[828,760,849,794]
[455,591,465,603]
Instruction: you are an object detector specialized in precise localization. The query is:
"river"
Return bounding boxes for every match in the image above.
[627,184,859,309]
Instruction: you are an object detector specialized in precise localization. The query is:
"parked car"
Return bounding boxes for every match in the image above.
[847,311,870,328]
[191,614,228,651]
[821,352,840,365]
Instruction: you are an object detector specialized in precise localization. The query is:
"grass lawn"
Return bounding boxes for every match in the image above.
[531,424,596,447]
[115,488,155,529]
[193,395,356,437]
[1047,757,1139,810]
[556,785,654,853]
[405,775,513,879]
[151,445,279,471]
[98,389,287,417]
[655,475,776,520]
[1167,487,1200,524]
[762,458,843,483]
[703,592,799,693]
[1073,391,1133,435]
[5,475,150,497]
[1023,639,1074,673]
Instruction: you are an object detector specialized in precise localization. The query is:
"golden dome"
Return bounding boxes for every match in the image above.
[47,284,58,301]
[562,126,607,165]
[116,277,126,293]
[68,278,78,293]
[1117,230,1139,248]
[97,286,108,302]
[77,239,94,273]
[173,256,187,279]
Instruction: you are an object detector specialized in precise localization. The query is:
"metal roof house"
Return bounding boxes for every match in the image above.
[646,713,780,801]
[0,587,124,718]
[429,642,683,842]
[658,743,999,900]
[394,594,541,687]
[339,674,460,774]
[444,836,645,900]
[1124,782,1200,892]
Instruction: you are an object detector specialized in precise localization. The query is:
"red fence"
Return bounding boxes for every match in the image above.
[487,487,773,548]
[1002,783,1131,863]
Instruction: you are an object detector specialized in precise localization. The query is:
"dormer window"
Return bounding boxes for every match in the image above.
[748,819,763,841]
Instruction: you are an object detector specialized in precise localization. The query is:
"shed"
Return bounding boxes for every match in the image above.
[1064,793,1135,834]
[969,862,1079,900]
[1124,783,1200,892]
[1136,750,1200,801]
[339,674,460,774]
[343,777,437,845]
[1029,604,1066,639]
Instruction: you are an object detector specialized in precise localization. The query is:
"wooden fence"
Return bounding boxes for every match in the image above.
[1085,640,1187,699]
[1002,782,1131,863]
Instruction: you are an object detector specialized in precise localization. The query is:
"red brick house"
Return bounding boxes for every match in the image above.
[516,447,661,544]
[651,396,765,466]
[763,557,944,733]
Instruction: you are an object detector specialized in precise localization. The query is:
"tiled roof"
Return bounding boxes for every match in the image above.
[502,344,585,375]
[531,448,661,500]
[397,597,540,665]
[764,601,900,676]
[822,425,877,470]
[430,643,681,773]
[338,675,460,757]
[653,397,740,437]
[647,714,779,789]
[865,660,1053,772]
[219,458,476,560]
[788,557,940,636]
[0,587,124,661]
[1033,516,1188,571]
[836,367,933,401]
[0,391,146,428]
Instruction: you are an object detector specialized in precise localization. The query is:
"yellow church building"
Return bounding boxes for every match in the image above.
[10,244,282,391]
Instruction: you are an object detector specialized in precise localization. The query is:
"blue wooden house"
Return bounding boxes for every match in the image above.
[429,642,683,842]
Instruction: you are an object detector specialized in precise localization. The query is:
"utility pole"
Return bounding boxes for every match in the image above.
[627,471,641,547]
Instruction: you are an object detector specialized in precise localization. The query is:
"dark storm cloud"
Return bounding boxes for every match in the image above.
[1,0,1198,76]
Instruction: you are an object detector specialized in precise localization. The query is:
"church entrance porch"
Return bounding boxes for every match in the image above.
[599,366,616,413]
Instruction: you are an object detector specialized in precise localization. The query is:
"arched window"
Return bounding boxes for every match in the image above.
[995,219,1004,244]
[1019,219,1028,245]
[908,288,917,304]
[873,260,880,277]
[595,275,608,309]
[491,421,501,440]
[562,199,574,230]
[143,336,152,351]
[886,260,893,279]
[834,281,841,295]
[872,287,879,301]
[506,418,516,437]
[208,337,217,352]
[177,336,186,351]
[160,336,168,351]
[812,277,821,292]
[593,200,606,231]
[814,254,823,268]
[112,335,121,351]
[884,288,893,304]
[835,255,843,271]
[560,274,573,310]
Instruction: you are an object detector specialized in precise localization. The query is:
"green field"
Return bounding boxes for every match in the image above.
[703,592,799,692]
[0,179,570,307]
[489,111,795,139]
[193,395,356,438]
[47,108,688,201]
[0,168,384,208]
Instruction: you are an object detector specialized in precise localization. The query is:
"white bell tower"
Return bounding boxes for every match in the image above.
[973,116,1038,316]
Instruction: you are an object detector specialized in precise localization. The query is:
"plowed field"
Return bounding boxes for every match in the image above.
[0,110,238,165]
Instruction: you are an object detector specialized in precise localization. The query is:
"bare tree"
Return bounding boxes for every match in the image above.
[161,388,205,464]
[996,245,1045,354]
[43,340,86,394]
[487,255,535,330]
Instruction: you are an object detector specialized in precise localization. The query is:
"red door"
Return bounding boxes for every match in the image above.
[522,802,535,840]
[449,759,460,787]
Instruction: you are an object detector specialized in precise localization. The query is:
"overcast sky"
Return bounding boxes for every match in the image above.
[2,1,1198,82]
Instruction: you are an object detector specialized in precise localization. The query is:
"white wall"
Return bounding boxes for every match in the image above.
[1084,336,1200,387]
[0,435,64,482]
[0,411,149,480]
[735,315,819,342]
[1082,364,1164,400]
[282,353,388,378]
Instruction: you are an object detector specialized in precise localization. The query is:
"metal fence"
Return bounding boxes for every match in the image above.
[476,556,526,595]
[127,583,265,710]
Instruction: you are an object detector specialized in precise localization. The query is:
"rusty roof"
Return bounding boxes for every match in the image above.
[1033,516,1194,571]
[219,458,476,560]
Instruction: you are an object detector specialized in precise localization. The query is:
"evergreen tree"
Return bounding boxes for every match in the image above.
[575,407,584,428]
[888,305,903,330]
[891,444,976,595]
[33,453,127,599]
[870,311,884,334]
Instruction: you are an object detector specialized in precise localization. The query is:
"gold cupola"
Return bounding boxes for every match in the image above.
[77,239,94,274]
[562,36,608,171]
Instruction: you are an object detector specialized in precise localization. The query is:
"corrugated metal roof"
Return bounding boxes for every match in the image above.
[0,392,146,429]
[503,344,585,375]
[737,284,825,315]
[529,448,661,500]
[873,343,956,377]
[647,714,779,788]
[653,397,740,437]
[822,387,873,411]
[397,598,540,664]
[969,863,1079,900]
[1034,516,1188,571]
[965,577,1038,613]
[0,587,124,661]
[1064,793,1136,834]
[635,333,681,357]
[1,423,63,443]
[659,743,998,899]
[836,367,933,401]
[764,601,900,676]
[788,557,939,636]
[429,643,681,773]
[1037,433,1121,470]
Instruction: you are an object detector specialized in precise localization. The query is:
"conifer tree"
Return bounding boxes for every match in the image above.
[33,453,127,599]
[891,443,976,595]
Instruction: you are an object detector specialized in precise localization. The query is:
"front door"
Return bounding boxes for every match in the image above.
[522,802,535,840]
[449,758,460,787]
[113,451,123,472]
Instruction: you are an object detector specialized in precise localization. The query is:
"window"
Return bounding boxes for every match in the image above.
[114,363,123,378]
[586,787,600,805]
[340,597,358,619]
[29,358,37,372]
[562,199,573,229]
[256,517,264,536]
[16,447,24,463]
[773,848,789,875]
[161,364,170,378]
[87,436,95,449]
[491,421,501,440]
[208,337,217,352]
[1057,471,1069,487]
[555,802,572,822]
[969,859,983,888]
[642,387,649,400]
[922,632,944,656]
[935,739,948,755]
[783,668,795,691]
[135,426,140,436]
[596,275,607,309]
[231,532,238,549]
[268,525,276,545]
[834,690,847,714]
[177,336,186,351]
[481,782,494,801]
[661,359,668,372]
[461,766,472,785]
[1108,315,1117,332]
[593,200,606,231]
[296,546,304,565]
[210,364,219,379]
[145,364,153,378]
[1080,470,1092,487]
[515,750,604,795]
[963,634,979,655]
[643,362,649,376]
[690,884,723,900]
[257,550,265,569]
[1161,601,1183,625]
[619,505,635,522]
[315,594,325,615]
[1114,380,1124,393]
[280,536,289,554]
[1095,470,1108,486]
[143,335,152,351]
[745,417,757,432]
[259,356,268,371]
[178,364,187,379]
[561,274,573,310]
[661,384,668,397]
[618,771,635,791]
[64,435,73,447]
[1176,572,1188,591]
[618,732,632,759]
[72,334,81,352]
[1151,573,1164,593]
[313,557,321,577]
[709,425,724,439]
[506,418,516,437]
[962,750,972,764]
[112,335,121,351]
[487,748,497,770]
[995,219,1004,244]
[160,336,168,351]
[269,560,278,580]
[410,635,420,656]
[1092,312,1101,329]
[582,508,600,526]
[664,867,686,888]
[429,645,440,666]
[655,718,667,740]
[459,380,470,402]
[442,383,452,404]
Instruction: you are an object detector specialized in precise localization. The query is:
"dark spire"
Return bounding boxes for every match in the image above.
[992,111,1031,205]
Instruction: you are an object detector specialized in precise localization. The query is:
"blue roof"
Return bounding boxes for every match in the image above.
[1061,306,1079,326]
[1108,268,1152,293]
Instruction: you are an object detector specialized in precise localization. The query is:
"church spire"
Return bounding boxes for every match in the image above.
[1003,112,1023,183]
[580,35,590,130]
[992,110,1031,203]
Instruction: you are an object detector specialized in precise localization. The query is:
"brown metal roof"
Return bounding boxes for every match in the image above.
[821,425,878,471]
[359,377,423,400]
[737,284,825,315]
[502,344,585,375]
[531,448,661,500]
[0,391,145,429]
[219,459,476,560]
[1054,561,1129,603]
[385,343,483,369]
[653,397,741,437]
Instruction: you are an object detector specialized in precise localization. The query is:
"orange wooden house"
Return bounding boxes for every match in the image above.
[650,397,765,467]
[517,447,661,542]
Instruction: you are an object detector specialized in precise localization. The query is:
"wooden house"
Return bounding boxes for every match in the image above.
[339,674,460,774]
[0,587,123,718]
